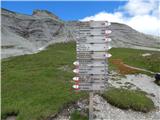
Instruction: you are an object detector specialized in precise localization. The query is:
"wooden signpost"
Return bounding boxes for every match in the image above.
[72,21,112,120]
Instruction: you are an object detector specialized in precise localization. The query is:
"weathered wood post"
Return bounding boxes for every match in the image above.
[89,92,94,120]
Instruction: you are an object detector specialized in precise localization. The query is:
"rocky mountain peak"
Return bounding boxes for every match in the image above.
[32,9,59,19]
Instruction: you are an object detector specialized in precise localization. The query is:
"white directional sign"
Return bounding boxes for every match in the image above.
[73,21,112,91]
[77,51,111,59]
[79,29,112,36]
[78,60,108,67]
[78,76,107,83]
[77,44,111,51]
[79,29,106,36]
[77,37,111,43]
[76,67,107,74]
[73,84,106,90]
[79,21,111,28]
[79,74,106,80]
[90,21,111,28]
[73,76,107,83]
[78,83,106,91]
[79,80,107,84]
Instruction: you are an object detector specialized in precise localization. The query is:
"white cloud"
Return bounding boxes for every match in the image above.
[80,0,160,36]
[127,15,159,36]
[81,12,123,23]
[124,0,158,16]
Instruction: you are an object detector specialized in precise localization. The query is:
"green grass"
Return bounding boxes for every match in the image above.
[1,42,87,120]
[102,88,154,112]
[70,110,88,120]
[2,42,159,119]
[109,48,160,73]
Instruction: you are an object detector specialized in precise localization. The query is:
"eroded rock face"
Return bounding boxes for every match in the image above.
[1,8,70,58]
[1,8,160,58]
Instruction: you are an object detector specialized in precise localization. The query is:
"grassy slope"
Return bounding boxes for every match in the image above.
[2,42,86,120]
[2,42,160,119]
[109,48,160,73]
[103,88,154,112]
[70,111,88,120]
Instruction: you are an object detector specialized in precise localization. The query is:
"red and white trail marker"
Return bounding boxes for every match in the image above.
[73,61,79,66]
[72,84,79,90]
[73,69,79,74]
[72,77,79,82]
[105,38,112,42]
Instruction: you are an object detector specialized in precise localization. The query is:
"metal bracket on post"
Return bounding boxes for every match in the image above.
[89,91,94,120]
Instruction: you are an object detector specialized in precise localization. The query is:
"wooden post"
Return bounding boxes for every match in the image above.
[89,92,94,120]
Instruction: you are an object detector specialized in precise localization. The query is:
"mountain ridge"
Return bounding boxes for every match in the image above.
[1,8,160,58]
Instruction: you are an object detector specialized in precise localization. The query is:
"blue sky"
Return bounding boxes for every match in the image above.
[1,1,126,20]
[1,1,159,36]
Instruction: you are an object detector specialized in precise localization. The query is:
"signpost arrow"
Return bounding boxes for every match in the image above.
[78,67,108,74]
[72,77,79,82]
[77,44,112,51]
[73,61,79,66]
[72,84,79,90]
[78,60,107,67]
[77,36,111,44]
[79,29,106,36]
[77,51,112,59]
[78,21,111,28]
[79,29,112,36]
[78,84,106,91]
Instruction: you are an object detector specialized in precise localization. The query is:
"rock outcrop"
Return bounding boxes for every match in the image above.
[1,8,71,58]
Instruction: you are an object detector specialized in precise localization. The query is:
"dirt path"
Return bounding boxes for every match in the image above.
[111,59,155,75]
[123,63,155,74]
[131,46,160,52]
